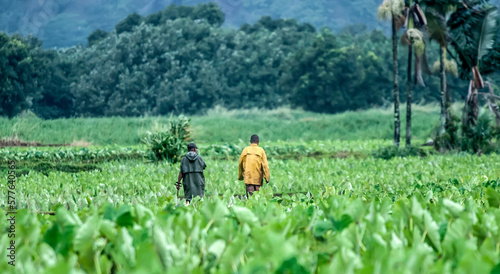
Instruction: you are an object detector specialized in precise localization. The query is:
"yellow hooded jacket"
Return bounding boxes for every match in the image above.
[238,143,270,186]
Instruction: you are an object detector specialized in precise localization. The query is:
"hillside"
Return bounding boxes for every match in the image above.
[6,0,500,48]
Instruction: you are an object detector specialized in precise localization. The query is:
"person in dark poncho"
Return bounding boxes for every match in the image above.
[176,142,207,203]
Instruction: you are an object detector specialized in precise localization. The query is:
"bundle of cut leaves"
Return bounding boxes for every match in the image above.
[142,115,191,163]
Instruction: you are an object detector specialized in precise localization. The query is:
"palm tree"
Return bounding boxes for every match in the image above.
[378,0,406,147]
[420,0,460,136]
[448,3,499,129]
[400,0,428,146]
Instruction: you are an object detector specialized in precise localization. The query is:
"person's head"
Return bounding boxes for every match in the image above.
[250,134,259,144]
[187,142,198,153]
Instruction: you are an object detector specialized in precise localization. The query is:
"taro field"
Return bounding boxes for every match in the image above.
[1,138,500,273]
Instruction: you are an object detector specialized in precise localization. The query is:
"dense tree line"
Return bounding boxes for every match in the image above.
[0,33,39,118]
[0,3,495,118]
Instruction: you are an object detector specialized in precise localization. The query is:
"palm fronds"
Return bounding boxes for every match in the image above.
[432,59,458,77]
[449,5,499,83]
[474,7,498,62]
[378,0,406,22]
[425,7,448,46]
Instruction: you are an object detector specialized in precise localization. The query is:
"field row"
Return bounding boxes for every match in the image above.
[3,155,499,211]
[0,140,397,164]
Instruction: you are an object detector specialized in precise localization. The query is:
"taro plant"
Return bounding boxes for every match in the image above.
[142,115,191,163]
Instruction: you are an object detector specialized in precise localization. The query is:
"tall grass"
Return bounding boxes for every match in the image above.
[195,105,440,143]
[0,105,442,145]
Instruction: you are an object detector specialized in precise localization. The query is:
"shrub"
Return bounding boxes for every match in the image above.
[461,111,499,154]
[432,109,500,154]
[432,112,460,152]
[0,161,101,176]
[372,146,431,160]
[142,115,191,163]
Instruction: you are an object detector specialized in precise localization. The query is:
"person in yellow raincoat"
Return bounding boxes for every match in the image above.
[238,134,270,196]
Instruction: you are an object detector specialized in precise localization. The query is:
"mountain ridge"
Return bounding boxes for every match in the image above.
[1,0,499,48]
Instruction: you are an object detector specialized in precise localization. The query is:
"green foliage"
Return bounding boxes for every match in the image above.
[0,142,362,164]
[142,115,191,162]
[432,111,461,151]
[0,161,101,176]
[372,145,432,159]
[56,13,316,116]
[241,16,316,33]
[0,34,38,117]
[432,109,500,154]
[0,34,75,119]
[0,32,75,119]
[87,29,109,48]
[419,0,460,46]
[480,23,500,75]
[115,13,143,34]
[0,147,146,164]
[144,3,225,26]
[31,48,75,119]
[0,106,440,145]
[448,3,499,79]
[4,151,500,208]
[281,30,390,113]
[191,2,225,26]
[461,110,500,153]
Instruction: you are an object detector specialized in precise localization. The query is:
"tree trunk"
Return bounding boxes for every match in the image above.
[392,16,401,148]
[463,80,479,135]
[439,46,448,135]
[462,99,468,138]
[406,45,413,147]
[468,92,479,127]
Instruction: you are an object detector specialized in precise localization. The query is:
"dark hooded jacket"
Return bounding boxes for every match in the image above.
[180,151,207,200]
